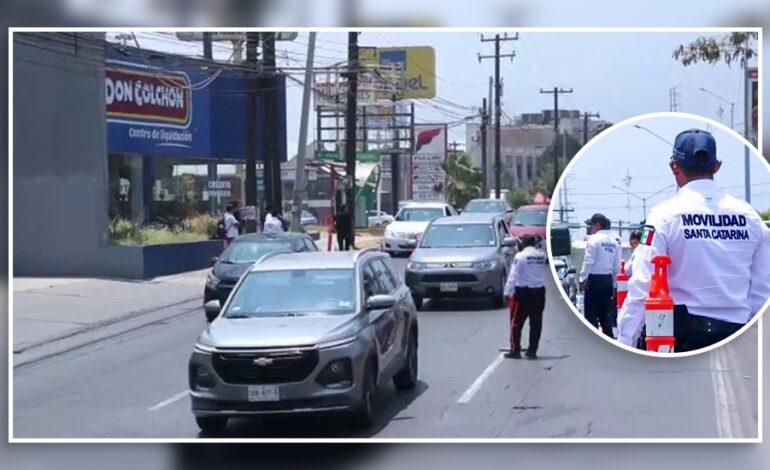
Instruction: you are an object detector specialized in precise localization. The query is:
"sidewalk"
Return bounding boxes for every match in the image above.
[315,229,383,251]
[12,269,209,353]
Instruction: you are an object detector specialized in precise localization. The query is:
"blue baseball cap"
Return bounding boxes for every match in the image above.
[671,128,717,170]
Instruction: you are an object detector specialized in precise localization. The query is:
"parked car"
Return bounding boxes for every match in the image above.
[190,250,419,434]
[552,257,577,303]
[203,232,319,320]
[383,202,458,256]
[367,210,395,227]
[509,204,549,249]
[404,213,517,309]
[300,210,319,226]
[462,198,514,224]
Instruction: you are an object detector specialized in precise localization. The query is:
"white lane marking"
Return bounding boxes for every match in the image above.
[148,390,190,411]
[457,353,505,404]
[711,347,740,438]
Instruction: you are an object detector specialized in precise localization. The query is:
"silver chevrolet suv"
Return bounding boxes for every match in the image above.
[189,249,419,435]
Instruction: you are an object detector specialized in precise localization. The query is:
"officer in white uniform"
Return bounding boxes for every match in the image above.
[617,129,770,352]
[579,213,621,337]
[625,230,643,278]
[503,234,547,359]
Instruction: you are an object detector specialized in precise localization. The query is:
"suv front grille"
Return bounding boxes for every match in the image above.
[212,349,319,385]
[422,273,478,283]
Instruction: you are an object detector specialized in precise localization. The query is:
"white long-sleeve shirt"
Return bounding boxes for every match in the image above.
[504,246,547,296]
[617,179,770,346]
[579,229,621,282]
[263,213,284,233]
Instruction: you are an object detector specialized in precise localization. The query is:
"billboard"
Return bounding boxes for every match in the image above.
[411,124,447,201]
[377,47,436,100]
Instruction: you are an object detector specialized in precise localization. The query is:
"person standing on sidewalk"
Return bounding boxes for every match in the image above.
[222,204,240,248]
[334,208,352,251]
[263,204,285,233]
[503,234,547,359]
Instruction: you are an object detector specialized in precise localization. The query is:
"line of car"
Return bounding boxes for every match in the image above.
[189,199,549,435]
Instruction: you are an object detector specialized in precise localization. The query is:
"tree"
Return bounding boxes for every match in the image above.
[507,189,531,209]
[530,133,583,196]
[759,209,770,221]
[441,152,483,208]
[673,32,758,67]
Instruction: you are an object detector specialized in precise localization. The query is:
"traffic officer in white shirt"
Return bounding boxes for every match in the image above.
[503,234,547,359]
[579,213,622,337]
[625,229,643,278]
[617,128,770,352]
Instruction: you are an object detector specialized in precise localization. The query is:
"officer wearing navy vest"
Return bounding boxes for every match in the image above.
[617,129,770,352]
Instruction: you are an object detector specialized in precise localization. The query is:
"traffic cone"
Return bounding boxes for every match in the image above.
[616,260,629,309]
[643,254,675,353]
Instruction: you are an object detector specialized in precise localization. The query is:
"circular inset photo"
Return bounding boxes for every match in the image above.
[547,112,770,357]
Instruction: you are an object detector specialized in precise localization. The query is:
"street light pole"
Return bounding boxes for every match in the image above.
[698,87,736,130]
[611,184,674,221]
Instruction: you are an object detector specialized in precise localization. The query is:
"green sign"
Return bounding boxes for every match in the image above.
[315,149,380,163]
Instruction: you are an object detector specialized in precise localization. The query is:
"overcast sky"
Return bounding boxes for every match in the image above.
[130,30,754,155]
[557,115,770,231]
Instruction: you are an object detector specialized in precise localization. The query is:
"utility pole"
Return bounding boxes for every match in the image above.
[479,33,518,199]
[581,111,600,146]
[539,87,573,195]
[449,141,461,156]
[244,32,260,233]
[202,32,218,215]
[669,86,681,112]
[480,98,489,197]
[261,32,282,216]
[291,32,316,232]
[345,32,359,247]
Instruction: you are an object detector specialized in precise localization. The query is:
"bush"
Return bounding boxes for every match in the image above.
[183,213,220,238]
[109,217,209,245]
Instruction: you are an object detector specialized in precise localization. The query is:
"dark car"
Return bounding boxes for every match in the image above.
[203,233,319,320]
[509,204,549,248]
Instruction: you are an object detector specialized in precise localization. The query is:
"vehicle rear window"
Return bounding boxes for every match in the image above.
[420,224,496,248]
[224,269,356,317]
[513,210,548,226]
[222,240,294,263]
[395,207,444,222]
[465,200,505,213]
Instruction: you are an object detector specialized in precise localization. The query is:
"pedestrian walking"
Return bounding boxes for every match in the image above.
[334,209,352,251]
[618,129,770,352]
[503,234,547,359]
[263,204,285,233]
[221,204,240,248]
[229,200,244,234]
[579,213,621,338]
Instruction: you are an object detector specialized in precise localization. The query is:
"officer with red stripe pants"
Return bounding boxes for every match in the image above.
[618,129,770,352]
[503,234,547,359]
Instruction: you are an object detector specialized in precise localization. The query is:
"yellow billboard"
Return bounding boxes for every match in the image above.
[361,46,436,100]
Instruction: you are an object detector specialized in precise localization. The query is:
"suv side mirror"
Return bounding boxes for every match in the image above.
[204,300,221,322]
[501,237,517,247]
[366,294,397,311]
[210,256,219,267]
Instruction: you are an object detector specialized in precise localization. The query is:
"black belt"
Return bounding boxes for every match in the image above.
[587,274,613,278]
[673,305,744,352]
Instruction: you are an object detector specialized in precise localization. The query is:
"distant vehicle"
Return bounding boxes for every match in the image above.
[300,210,319,226]
[383,202,458,256]
[509,204,549,248]
[553,257,577,303]
[405,213,518,309]
[203,232,319,320]
[366,210,395,227]
[190,250,419,434]
[462,198,513,223]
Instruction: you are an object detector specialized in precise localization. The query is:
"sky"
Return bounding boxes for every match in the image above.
[127,30,756,160]
[557,115,770,235]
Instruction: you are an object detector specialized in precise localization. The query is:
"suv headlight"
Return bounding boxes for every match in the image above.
[317,335,358,350]
[407,261,428,271]
[193,342,216,354]
[205,272,220,290]
[472,260,497,271]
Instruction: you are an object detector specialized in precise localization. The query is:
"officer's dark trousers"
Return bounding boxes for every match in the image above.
[673,305,744,352]
[509,287,546,354]
[584,274,614,337]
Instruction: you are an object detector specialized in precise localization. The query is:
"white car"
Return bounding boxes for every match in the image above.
[367,210,395,227]
[383,202,458,256]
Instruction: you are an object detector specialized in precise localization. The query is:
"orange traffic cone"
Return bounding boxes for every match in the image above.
[644,254,675,353]
[616,260,629,309]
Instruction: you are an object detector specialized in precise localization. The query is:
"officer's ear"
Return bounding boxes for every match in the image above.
[712,160,722,175]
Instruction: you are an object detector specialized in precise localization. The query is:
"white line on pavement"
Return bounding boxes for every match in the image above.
[457,353,505,404]
[148,390,190,411]
[711,346,740,438]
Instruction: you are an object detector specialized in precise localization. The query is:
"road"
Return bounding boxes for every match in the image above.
[12,258,759,439]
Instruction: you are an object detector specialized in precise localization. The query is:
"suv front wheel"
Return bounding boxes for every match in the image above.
[195,416,228,436]
[393,330,418,390]
[350,361,377,428]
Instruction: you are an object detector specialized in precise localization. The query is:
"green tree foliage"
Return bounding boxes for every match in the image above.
[759,209,770,221]
[529,133,583,196]
[441,152,483,209]
[673,32,758,68]
[507,189,531,209]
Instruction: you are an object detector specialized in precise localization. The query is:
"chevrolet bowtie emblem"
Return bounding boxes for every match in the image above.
[252,357,274,366]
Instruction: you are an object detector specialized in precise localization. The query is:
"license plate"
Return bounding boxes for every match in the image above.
[247,385,280,402]
[440,282,458,292]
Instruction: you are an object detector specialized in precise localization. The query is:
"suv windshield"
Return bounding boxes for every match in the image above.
[465,200,506,213]
[221,239,294,263]
[420,224,496,248]
[395,207,444,222]
[224,269,355,317]
[513,210,547,226]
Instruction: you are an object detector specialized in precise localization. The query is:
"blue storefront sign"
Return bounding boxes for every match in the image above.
[106,48,287,162]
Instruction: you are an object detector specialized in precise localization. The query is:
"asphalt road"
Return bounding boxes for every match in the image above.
[12,258,760,439]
